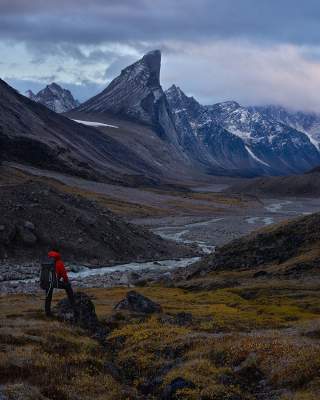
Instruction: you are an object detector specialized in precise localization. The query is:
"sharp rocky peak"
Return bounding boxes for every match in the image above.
[26,82,79,113]
[75,50,180,143]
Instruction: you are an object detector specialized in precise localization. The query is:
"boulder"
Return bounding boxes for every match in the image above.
[234,352,264,390]
[54,292,107,340]
[162,377,195,399]
[114,290,162,314]
[17,226,37,246]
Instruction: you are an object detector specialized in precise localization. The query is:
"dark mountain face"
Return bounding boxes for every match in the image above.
[166,86,320,175]
[76,50,179,144]
[0,78,202,185]
[0,79,171,184]
[26,83,80,113]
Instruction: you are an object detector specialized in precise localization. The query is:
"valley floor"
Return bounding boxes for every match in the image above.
[2,166,320,399]
[2,165,320,293]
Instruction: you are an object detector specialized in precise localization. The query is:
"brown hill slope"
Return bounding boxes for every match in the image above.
[225,169,320,197]
[0,180,193,265]
[189,212,320,278]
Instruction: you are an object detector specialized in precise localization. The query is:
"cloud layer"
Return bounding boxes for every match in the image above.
[1,0,320,110]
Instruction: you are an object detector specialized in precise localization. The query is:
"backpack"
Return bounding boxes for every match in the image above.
[40,260,58,290]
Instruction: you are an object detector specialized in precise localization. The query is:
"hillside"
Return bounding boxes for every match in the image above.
[225,168,320,197]
[0,178,193,265]
[189,212,320,278]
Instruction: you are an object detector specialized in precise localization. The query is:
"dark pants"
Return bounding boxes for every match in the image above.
[45,280,75,316]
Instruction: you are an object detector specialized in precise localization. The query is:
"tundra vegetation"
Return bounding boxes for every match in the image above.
[1,278,320,399]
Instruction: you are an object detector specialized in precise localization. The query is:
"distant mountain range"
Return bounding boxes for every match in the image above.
[2,50,320,180]
[26,83,80,113]
[75,50,320,176]
[166,86,320,176]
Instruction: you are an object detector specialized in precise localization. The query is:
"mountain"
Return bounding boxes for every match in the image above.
[250,105,320,150]
[76,50,179,144]
[166,85,320,175]
[26,83,80,113]
[1,77,204,186]
[0,78,171,184]
[4,51,320,181]
[166,85,264,176]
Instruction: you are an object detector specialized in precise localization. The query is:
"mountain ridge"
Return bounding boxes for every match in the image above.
[166,85,320,176]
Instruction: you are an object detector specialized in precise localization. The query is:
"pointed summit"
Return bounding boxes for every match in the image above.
[77,51,163,122]
[26,82,79,113]
[76,50,179,142]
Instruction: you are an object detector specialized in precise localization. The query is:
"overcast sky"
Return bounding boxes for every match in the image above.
[1,0,320,111]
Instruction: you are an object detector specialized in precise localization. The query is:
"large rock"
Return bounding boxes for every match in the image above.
[55,292,107,339]
[114,290,162,314]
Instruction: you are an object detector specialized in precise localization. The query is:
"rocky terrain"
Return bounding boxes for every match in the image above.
[26,83,80,113]
[0,179,194,266]
[251,104,320,150]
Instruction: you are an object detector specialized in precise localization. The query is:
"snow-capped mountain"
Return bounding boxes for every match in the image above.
[66,50,320,177]
[76,50,179,144]
[250,105,320,150]
[26,83,80,113]
[166,85,320,175]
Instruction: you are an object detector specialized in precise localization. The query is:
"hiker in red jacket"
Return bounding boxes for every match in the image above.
[45,249,76,317]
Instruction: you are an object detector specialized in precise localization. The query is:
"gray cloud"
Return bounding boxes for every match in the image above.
[2,1,320,111]
[1,0,320,46]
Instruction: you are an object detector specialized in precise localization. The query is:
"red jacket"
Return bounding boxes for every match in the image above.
[48,251,69,283]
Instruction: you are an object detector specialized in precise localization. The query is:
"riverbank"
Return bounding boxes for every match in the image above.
[1,196,320,294]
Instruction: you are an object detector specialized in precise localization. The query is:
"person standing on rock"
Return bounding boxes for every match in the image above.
[44,249,77,318]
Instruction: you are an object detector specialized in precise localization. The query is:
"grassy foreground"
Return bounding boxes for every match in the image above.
[1,281,320,399]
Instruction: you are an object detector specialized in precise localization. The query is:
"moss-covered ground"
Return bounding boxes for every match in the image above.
[1,279,320,399]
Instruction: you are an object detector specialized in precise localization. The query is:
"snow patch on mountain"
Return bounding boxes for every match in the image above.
[72,119,119,128]
[245,146,270,167]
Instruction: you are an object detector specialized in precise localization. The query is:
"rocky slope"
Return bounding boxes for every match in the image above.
[189,212,320,278]
[166,85,320,176]
[251,104,320,150]
[1,78,196,185]
[0,180,193,265]
[26,83,80,113]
